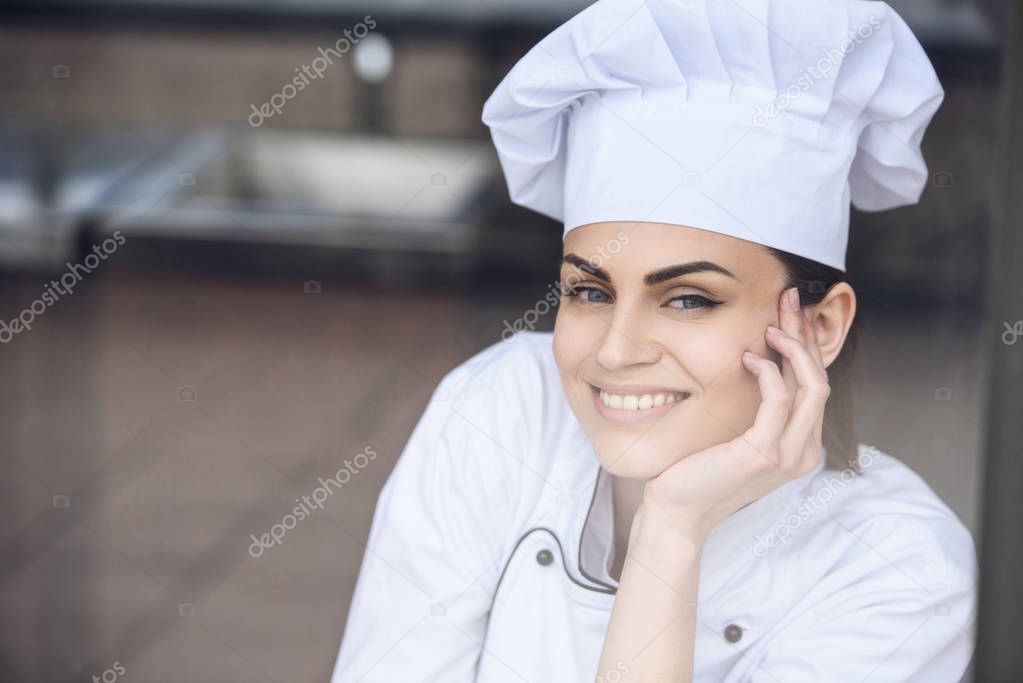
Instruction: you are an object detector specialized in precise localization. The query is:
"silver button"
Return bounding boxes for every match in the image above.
[536,549,554,566]
[724,624,743,643]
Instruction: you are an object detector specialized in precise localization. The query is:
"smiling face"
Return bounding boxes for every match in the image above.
[553,221,791,480]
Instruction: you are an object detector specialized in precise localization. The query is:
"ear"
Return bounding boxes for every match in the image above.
[807,282,857,369]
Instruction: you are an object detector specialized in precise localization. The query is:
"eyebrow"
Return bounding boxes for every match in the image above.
[561,253,738,285]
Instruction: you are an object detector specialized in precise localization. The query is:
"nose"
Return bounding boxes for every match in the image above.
[594,302,662,371]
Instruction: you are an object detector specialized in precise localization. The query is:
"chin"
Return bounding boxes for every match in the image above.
[586,425,697,480]
[562,383,696,479]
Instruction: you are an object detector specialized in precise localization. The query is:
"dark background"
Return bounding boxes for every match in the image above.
[0,1,1012,681]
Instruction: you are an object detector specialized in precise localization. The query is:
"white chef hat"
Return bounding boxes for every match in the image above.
[481,0,944,272]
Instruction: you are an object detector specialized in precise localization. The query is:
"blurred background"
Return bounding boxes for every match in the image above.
[0,0,1014,681]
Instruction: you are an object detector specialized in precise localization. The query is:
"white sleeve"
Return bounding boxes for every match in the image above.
[750,514,978,682]
[329,343,529,683]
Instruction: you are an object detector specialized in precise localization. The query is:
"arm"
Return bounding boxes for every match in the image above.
[597,504,707,682]
[330,345,527,682]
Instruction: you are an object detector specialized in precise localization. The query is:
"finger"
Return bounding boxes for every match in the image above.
[780,377,830,460]
[741,350,791,457]
[766,324,826,397]
[781,287,805,339]
[766,324,830,459]
[777,287,803,397]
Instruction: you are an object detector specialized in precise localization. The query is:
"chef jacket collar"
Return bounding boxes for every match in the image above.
[577,445,827,596]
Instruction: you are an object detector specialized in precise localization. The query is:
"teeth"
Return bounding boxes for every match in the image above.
[598,389,687,411]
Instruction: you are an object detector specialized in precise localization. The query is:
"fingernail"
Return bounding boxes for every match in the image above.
[767,325,782,336]
[788,287,800,312]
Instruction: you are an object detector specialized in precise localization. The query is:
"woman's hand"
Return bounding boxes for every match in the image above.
[637,286,830,543]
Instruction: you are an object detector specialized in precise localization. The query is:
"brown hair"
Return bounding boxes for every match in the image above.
[766,247,862,474]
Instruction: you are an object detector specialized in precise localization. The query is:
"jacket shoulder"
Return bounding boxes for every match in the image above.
[753,445,978,682]
[804,443,978,596]
[437,331,557,408]
[423,331,565,488]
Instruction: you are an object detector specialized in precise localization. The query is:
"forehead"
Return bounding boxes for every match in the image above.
[562,221,783,283]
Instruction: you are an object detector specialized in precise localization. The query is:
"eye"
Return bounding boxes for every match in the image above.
[561,285,612,304]
[666,294,721,310]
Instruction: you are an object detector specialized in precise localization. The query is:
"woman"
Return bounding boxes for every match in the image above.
[331,0,978,681]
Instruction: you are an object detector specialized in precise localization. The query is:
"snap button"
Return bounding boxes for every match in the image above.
[536,549,554,566]
[724,624,743,643]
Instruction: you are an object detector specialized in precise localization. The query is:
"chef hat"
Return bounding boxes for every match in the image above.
[481,0,944,272]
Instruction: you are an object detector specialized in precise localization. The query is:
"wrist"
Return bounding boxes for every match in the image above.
[629,500,709,558]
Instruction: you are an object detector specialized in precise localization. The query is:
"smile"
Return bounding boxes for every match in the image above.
[589,384,691,422]
[599,389,687,410]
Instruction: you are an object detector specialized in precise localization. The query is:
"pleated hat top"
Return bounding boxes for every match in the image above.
[481,0,944,271]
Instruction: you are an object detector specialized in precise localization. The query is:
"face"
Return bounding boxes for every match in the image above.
[553,221,791,480]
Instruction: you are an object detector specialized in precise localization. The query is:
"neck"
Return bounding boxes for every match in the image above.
[609,473,647,582]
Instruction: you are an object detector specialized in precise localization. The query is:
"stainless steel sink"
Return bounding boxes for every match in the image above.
[101,128,499,256]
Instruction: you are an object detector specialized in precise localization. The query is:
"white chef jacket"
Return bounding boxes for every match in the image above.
[330,331,978,682]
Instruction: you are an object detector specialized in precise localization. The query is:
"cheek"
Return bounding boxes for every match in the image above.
[667,326,747,388]
[552,307,598,371]
[667,323,765,425]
